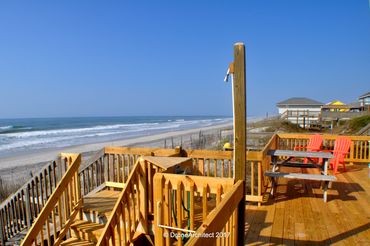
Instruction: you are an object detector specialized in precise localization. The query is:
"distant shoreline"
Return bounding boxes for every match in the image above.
[0,122,233,182]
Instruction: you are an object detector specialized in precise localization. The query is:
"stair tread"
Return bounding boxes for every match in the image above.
[71,219,105,232]
[83,190,120,215]
[60,237,95,246]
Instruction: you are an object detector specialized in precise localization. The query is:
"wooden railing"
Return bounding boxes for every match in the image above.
[243,133,370,206]
[153,173,235,246]
[21,153,82,246]
[186,180,244,246]
[183,148,272,206]
[184,149,234,178]
[276,133,370,164]
[79,147,181,196]
[0,157,68,245]
[96,154,186,245]
[96,158,149,246]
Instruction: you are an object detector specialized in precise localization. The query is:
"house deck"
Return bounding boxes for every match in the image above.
[245,164,370,245]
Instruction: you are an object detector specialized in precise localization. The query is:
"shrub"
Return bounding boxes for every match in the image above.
[348,115,370,132]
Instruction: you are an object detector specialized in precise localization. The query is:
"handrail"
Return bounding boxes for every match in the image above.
[96,158,148,246]
[0,157,67,244]
[185,180,244,246]
[96,155,191,245]
[79,146,181,196]
[95,146,268,206]
[21,153,82,246]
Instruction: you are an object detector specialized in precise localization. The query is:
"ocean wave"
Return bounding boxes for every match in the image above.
[0,125,33,133]
[0,131,128,151]
[1,122,160,138]
[0,125,13,131]
[0,117,233,154]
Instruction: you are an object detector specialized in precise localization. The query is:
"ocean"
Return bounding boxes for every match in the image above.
[0,116,232,157]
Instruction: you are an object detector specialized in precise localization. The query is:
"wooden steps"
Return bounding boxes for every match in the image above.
[62,189,120,245]
[60,237,95,246]
[82,190,120,218]
[70,220,105,243]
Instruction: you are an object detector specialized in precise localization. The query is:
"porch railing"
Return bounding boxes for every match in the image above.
[21,153,82,246]
[79,146,181,196]
[0,157,69,244]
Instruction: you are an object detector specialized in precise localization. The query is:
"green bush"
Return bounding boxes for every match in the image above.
[349,115,370,132]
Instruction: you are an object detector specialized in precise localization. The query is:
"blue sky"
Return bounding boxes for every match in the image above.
[0,0,369,118]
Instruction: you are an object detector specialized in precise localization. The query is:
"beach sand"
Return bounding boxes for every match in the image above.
[0,122,233,183]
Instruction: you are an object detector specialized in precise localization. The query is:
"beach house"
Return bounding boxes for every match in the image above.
[321,100,349,112]
[276,97,323,128]
[358,91,370,111]
[320,92,370,122]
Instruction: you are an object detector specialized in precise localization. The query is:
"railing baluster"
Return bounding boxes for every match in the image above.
[251,161,255,196]
[0,209,5,245]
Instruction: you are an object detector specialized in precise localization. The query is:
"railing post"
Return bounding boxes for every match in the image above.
[0,209,5,245]
[104,154,109,183]
[153,174,164,246]
[275,134,280,149]
[350,141,354,165]
[139,159,148,233]
[75,154,83,219]
[25,186,32,228]
[233,42,246,246]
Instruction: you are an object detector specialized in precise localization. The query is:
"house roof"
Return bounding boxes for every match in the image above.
[358,91,370,99]
[326,100,346,106]
[277,97,323,107]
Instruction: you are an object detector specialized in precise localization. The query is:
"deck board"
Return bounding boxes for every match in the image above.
[245,164,370,245]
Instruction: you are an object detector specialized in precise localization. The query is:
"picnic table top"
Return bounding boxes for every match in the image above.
[142,156,192,170]
[267,149,333,159]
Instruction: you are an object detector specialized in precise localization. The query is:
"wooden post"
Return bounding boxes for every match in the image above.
[25,186,32,228]
[350,141,354,165]
[233,42,246,245]
[153,174,164,246]
[0,209,5,245]
[139,159,148,233]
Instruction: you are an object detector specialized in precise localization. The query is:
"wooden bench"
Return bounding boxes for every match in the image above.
[265,171,336,202]
[272,161,322,169]
[265,171,336,181]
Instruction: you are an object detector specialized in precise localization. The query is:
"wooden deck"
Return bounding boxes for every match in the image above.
[245,164,370,245]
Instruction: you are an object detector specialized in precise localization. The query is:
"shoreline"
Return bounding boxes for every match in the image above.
[0,122,233,182]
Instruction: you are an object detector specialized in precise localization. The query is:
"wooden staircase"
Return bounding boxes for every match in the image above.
[18,151,243,246]
[61,190,120,246]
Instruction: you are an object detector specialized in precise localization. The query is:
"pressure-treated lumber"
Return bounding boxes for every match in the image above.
[233,42,246,245]
[186,180,244,246]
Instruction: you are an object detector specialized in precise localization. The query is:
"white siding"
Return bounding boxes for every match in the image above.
[278,106,321,127]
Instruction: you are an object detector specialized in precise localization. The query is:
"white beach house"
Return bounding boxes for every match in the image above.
[358,91,370,111]
[276,97,323,128]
